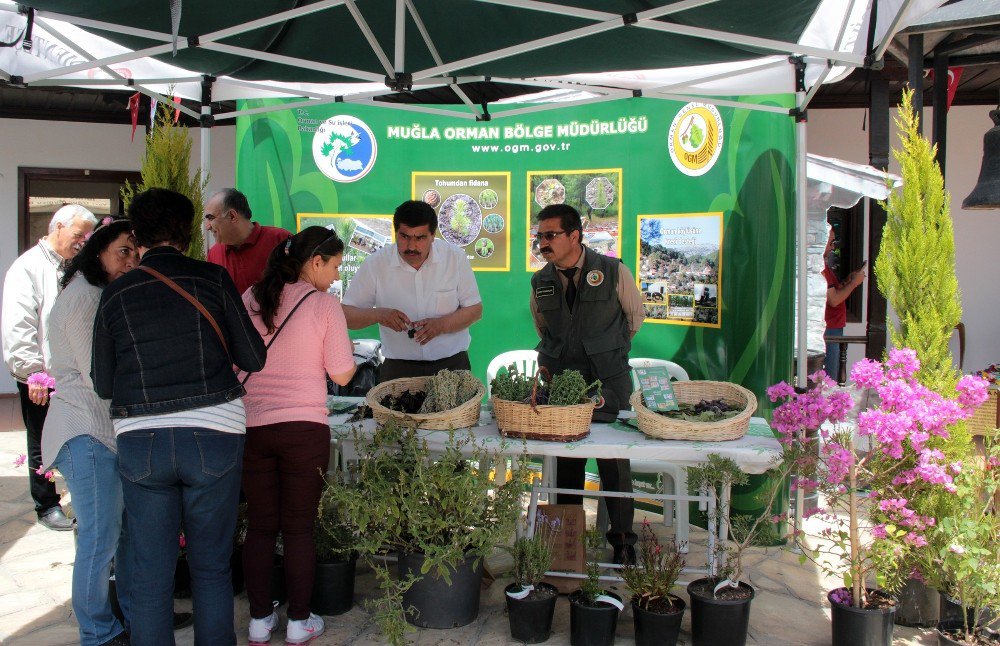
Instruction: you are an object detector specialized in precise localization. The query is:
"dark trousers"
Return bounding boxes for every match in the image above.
[242,421,331,621]
[378,350,471,382]
[17,381,60,515]
[556,457,636,547]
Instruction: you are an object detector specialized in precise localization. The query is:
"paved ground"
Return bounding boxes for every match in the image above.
[0,429,938,645]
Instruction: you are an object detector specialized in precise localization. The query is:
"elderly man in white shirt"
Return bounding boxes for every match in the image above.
[342,200,482,382]
[2,203,97,530]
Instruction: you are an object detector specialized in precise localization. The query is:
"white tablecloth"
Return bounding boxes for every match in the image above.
[329,399,781,474]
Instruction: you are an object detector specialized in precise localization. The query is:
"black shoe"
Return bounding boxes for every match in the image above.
[173,611,194,630]
[612,544,636,565]
[38,507,75,531]
[98,631,130,646]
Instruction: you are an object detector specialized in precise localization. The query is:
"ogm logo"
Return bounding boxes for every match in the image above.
[667,103,724,177]
[311,115,378,183]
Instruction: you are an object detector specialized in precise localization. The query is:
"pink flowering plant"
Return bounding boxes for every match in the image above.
[768,348,989,609]
[619,518,685,612]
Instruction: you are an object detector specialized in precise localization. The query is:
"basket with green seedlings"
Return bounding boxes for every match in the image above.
[490,366,603,442]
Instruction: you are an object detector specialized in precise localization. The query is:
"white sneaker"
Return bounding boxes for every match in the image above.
[285,613,324,645]
[248,603,279,645]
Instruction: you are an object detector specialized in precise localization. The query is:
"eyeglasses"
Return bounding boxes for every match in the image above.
[535,231,568,241]
[308,232,340,257]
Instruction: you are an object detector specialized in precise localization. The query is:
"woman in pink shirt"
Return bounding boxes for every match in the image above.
[240,226,356,645]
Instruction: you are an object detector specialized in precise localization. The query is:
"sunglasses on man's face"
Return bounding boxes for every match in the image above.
[535,231,568,242]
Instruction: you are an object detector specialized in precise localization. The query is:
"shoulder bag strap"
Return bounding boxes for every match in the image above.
[239,290,318,386]
[137,265,229,357]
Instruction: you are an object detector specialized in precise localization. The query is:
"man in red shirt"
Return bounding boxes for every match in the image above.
[204,188,291,294]
[823,226,865,382]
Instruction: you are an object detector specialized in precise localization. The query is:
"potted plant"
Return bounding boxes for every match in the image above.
[685,454,787,646]
[918,436,1000,645]
[502,510,562,643]
[768,350,989,646]
[619,519,686,646]
[568,527,623,646]
[323,417,527,645]
[314,485,359,616]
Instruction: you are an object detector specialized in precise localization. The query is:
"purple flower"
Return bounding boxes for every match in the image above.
[850,358,885,389]
[13,454,26,468]
[885,348,920,380]
[767,381,796,402]
[956,374,989,409]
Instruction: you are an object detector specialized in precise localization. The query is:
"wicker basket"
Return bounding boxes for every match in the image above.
[366,376,484,430]
[968,389,999,436]
[629,381,758,441]
[492,397,596,442]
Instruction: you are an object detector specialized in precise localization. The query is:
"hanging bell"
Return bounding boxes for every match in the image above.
[962,109,1000,209]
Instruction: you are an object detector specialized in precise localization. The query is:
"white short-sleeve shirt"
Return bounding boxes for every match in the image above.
[343,238,481,361]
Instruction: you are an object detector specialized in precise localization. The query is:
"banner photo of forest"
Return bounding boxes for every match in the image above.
[296,214,393,298]
[638,213,722,327]
[526,168,622,271]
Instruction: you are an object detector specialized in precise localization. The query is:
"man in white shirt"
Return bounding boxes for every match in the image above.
[2,203,97,530]
[342,200,483,382]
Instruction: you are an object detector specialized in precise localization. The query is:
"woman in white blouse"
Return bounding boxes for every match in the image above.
[41,218,136,646]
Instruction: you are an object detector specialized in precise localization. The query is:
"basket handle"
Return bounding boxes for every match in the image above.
[529,366,552,414]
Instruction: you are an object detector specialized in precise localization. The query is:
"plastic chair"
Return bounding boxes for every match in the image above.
[597,358,692,548]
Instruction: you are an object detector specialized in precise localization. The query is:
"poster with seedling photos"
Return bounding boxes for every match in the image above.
[526,168,622,272]
[296,213,393,299]
[637,212,722,328]
[412,172,511,271]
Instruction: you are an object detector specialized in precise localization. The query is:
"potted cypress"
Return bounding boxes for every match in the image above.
[568,528,623,646]
[313,485,358,616]
[619,519,686,646]
[323,418,527,645]
[503,511,562,643]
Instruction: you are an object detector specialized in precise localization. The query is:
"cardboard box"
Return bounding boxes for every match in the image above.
[537,504,586,594]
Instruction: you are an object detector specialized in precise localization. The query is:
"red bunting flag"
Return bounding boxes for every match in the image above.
[929,66,964,111]
[173,95,181,123]
[128,92,141,142]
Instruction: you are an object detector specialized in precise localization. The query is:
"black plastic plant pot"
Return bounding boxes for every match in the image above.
[569,590,621,646]
[936,619,1000,646]
[632,594,685,646]
[828,588,897,646]
[940,595,999,630]
[398,551,483,629]
[505,582,558,643]
[312,556,356,616]
[687,578,755,646]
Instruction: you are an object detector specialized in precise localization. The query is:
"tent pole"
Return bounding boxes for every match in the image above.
[794,84,808,540]
[200,75,213,259]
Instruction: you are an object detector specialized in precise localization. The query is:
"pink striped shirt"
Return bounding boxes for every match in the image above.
[241,281,355,427]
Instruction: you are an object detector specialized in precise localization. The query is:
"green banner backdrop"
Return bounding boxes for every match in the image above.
[235,96,796,412]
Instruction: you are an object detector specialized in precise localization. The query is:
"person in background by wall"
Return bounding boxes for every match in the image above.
[823,225,866,381]
[239,227,356,645]
[93,188,267,646]
[529,203,644,564]
[2,203,98,531]
[341,200,482,382]
[41,218,137,646]
[204,188,291,295]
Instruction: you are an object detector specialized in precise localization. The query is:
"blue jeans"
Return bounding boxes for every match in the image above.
[825,327,844,382]
[117,427,244,646]
[53,435,131,646]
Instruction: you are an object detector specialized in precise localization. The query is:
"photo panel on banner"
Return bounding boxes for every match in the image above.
[526,169,623,272]
[412,172,511,271]
[296,213,393,299]
[637,213,723,328]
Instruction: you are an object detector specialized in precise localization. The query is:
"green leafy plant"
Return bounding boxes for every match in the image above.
[579,527,607,604]
[619,518,685,611]
[451,199,471,236]
[688,454,789,596]
[915,436,1000,644]
[322,418,527,645]
[490,363,534,402]
[505,510,561,590]
[316,482,358,563]
[121,102,208,258]
[548,369,601,406]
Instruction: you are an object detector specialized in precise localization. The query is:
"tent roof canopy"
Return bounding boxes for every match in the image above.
[1,0,947,121]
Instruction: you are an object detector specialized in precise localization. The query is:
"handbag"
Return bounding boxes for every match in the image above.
[238,290,317,386]
[137,265,230,356]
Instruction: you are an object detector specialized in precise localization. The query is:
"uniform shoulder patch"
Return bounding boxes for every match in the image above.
[535,285,556,298]
[586,270,604,287]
